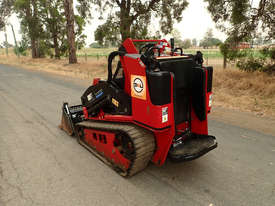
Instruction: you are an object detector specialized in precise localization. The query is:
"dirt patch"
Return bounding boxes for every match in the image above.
[1,54,275,119]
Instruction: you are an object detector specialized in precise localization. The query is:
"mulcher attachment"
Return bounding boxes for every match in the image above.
[59,103,83,136]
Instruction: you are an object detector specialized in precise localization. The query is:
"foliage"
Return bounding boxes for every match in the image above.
[200,28,222,48]
[93,0,188,42]
[219,41,246,61]
[170,29,183,47]
[169,29,192,49]
[14,34,29,56]
[75,0,93,19]
[192,38,197,47]
[95,15,120,47]
[2,41,13,48]
[74,15,87,49]
[220,42,275,73]
[260,47,275,60]
[89,42,102,48]
[204,0,274,42]
[40,0,86,58]
[200,38,222,48]
[13,0,46,57]
[207,0,274,73]
[0,0,15,30]
[10,0,87,59]
[130,15,161,40]
[236,53,275,74]
[236,57,264,72]
[237,47,275,74]
[181,39,191,49]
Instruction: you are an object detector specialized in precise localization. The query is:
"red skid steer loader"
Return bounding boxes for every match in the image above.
[60,38,217,177]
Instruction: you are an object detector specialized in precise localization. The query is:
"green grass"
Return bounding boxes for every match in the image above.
[184,49,223,58]
[77,48,116,57]
[1,47,265,60]
[76,47,224,58]
[77,47,225,58]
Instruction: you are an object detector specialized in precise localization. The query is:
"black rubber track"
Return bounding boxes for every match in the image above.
[75,120,155,177]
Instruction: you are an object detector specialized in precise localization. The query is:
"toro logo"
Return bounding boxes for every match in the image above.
[131,75,146,100]
[133,78,144,93]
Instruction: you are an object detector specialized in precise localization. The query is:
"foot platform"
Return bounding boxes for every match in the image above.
[168,134,217,162]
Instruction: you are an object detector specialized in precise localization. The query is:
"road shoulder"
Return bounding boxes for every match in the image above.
[211,106,275,136]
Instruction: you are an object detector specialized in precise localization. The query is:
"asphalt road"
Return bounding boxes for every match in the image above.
[0,64,274,206]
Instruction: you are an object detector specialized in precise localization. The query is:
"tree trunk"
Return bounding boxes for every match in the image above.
[120,23,131,41]
[26,2,39,58]
[10,24,19,57]
[53,33,60,59]
[64,0,77,64]
[49,4,60,60]
[223,54,227,69]
[31,38,38,58]
[4,26,8,56]
[32,0,40,58]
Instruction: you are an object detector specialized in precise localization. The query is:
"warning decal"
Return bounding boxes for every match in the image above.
[131,75,146,100]
[162,107,168,123]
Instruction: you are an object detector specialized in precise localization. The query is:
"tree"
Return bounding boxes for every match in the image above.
[39,0,87,59]
[205,28,213,39]
[38,0,85,59]
[2,0,88,61]
[95,15,120,47]
[192,38,197,47]
[181,39,191,49]
[219,42,229,69]
[200,28,222,48]
[204,0,274,42]
[93,0,188,41]
[170,29,183,47]
[206,0,274,73]
[0,0,14,30]
[39,0,66,59]
[64,0,77,63]
[14,0,43,58]
[16,33,29,56]
[255,35,264,46]
[89,42,101,48]
[2,40,13,48]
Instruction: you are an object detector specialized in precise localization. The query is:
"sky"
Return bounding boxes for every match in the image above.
[0,0,227,46]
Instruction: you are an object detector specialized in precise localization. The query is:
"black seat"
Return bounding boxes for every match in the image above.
[158,58,195,124]
[158,58,207,123]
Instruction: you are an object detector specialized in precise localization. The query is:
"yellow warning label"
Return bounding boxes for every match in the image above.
[131,75,146,100]
[112,98,119,107]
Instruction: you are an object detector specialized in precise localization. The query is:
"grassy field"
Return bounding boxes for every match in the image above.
[76,47,265,58]
[0,46,265,59]
[76,47,224,58]
[77,47,116,57]
[1,49,274,118]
